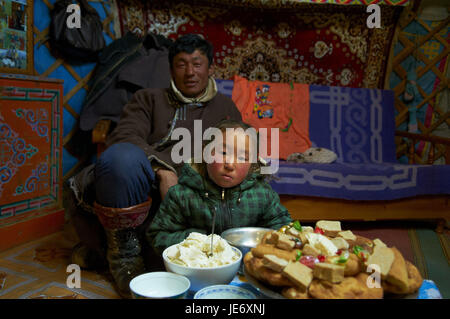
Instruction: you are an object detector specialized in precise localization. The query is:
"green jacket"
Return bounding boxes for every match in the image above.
[146,163,292,254]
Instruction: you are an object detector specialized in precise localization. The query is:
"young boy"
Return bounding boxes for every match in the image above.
[146,120,292,254]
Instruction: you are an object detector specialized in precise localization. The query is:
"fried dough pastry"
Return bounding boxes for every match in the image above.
[384,247,409,293]
[308,273,383,299]
[261,231,276,244]
[244,252,293,287]
[245,221,425,299]
[405,261,424,293]
[282,287,310,299]
[344,253,362,276]
[251,244,298,261]
[382,261,423,295]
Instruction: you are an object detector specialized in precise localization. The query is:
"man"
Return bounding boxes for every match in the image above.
[70,34,242,298]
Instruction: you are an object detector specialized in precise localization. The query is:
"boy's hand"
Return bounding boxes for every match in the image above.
[156,169,178,200]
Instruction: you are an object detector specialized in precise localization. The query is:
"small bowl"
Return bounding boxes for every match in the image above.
[129,272,190,299]
[221,227,272,255]
[194,285,256,299]
[162,245,242,292]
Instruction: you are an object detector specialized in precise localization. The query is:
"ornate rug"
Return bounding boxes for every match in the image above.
[0,227,120,299]
[113,0,402,88]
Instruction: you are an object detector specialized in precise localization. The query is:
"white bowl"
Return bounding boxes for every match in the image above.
[194,285,256,299]
[162,245,242,292]
[129,272,190,299]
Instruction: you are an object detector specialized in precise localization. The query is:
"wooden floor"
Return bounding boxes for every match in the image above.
[0,226,120,299]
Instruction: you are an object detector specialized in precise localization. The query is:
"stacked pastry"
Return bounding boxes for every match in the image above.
[244,220,423,299]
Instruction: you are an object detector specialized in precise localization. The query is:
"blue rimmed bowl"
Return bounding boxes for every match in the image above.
[194,285,256,299]
[129,272,190,299]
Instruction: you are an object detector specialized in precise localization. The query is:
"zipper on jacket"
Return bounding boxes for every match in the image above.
[220,189,232,232]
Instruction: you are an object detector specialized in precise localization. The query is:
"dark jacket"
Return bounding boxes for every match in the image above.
[79,32,173,131]
[146,163,292,254]
[105,87,243,174]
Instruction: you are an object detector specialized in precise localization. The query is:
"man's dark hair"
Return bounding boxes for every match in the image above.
[169,34,214,67]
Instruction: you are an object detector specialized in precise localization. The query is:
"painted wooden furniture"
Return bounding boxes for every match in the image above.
[0,75,64,251]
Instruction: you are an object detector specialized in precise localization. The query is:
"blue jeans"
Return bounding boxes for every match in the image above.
[94,143,155,208]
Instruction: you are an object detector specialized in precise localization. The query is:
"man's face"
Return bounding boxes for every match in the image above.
[171,49,214,98]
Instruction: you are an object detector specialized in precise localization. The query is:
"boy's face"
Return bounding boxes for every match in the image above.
[171,49,214,98]
[207,131,252,188]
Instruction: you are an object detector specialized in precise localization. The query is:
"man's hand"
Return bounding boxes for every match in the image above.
[156,169,178,200]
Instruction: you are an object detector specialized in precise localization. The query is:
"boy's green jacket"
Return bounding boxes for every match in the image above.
[146,162,292,255]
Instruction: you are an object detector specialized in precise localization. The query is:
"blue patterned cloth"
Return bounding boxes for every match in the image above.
[215,79,450,201]
[270,161,450,200]
[418,280,443,299]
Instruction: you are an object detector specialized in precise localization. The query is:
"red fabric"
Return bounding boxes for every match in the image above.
[232,75,311,159]
[94,201,151,230]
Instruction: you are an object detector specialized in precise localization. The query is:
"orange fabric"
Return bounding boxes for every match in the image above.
[231,75,311,159]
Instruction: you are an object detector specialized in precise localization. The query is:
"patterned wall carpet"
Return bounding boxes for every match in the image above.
[115,0,401,89]
[27,0,447,180]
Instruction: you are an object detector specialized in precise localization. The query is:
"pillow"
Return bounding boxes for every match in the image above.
[231,75,311,160]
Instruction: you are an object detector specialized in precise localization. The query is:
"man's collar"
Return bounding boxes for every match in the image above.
[169,77,218,105]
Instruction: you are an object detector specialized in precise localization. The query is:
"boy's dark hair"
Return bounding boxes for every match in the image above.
[169,34,214,68]
[203,119,263,175]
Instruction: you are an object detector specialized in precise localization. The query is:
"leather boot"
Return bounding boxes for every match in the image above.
[71,242,108,270]
[94,199,152,298]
